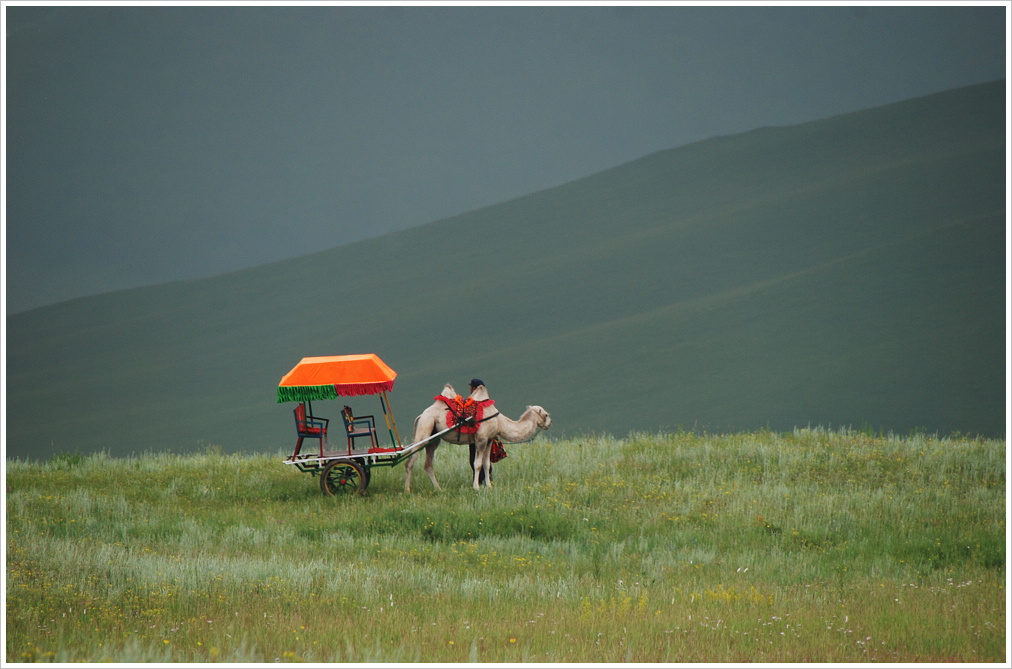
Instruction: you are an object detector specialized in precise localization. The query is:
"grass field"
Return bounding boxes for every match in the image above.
[5,428,1006,662]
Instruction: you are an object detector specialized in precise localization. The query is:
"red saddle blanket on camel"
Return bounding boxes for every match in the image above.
[436,395,495,435]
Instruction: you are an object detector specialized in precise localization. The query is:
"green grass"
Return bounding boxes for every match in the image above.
[6,429,1006,662]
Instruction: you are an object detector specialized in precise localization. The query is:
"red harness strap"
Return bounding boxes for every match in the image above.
[435,395,496,435]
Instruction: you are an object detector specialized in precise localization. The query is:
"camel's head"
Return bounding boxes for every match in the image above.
[527,405,552,429]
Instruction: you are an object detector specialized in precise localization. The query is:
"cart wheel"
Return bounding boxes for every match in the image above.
[320,460,366,496]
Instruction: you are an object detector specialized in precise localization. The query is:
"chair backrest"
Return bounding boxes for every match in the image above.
[341,406,354,430]
[294,403,308,430]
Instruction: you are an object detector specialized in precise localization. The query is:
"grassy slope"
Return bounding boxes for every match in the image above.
[6,431,1006,662]
[5,80,1006,460]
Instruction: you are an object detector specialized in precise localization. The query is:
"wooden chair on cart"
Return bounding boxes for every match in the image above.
[291,402,329,458]
[341,405,378,452]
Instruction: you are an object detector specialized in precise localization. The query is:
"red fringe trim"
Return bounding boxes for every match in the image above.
[333,380,395,396]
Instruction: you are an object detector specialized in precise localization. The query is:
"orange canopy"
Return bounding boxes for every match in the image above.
[277,354,397,403]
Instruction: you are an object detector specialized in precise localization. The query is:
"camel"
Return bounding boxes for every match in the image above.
[404,383,552,492]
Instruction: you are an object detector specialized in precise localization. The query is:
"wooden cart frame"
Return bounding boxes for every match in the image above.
[277,353,460,496]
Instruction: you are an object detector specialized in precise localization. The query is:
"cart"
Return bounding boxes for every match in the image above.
[277,353,463,496]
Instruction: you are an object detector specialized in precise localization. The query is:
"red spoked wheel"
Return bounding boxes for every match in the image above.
[320,460,367,496]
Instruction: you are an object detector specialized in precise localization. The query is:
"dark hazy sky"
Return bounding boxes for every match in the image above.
[4,3,1006,314]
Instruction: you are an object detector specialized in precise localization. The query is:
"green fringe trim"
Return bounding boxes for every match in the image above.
[277,384,338,404]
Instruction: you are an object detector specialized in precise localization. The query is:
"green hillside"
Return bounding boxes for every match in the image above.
[6,80,1006,460]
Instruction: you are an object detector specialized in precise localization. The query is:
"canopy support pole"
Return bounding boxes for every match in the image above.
[380,391,402,447]
[379,393,394,446]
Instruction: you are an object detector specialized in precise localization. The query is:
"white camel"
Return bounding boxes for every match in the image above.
[404,383,552,492]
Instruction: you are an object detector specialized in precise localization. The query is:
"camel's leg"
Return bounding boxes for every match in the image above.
[423,442,441,490]
[404,452,418,493]
[479,440,493,489]
[472,437,488,490]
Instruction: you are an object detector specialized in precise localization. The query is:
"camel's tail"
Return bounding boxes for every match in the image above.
[413,415,440,447]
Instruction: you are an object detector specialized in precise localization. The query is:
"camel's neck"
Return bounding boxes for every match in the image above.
[496,407,542,443]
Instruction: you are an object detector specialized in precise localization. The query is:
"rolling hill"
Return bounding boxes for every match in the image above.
[6,80,1006,460]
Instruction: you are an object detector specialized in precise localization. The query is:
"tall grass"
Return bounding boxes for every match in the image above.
[6,429,1006,662]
